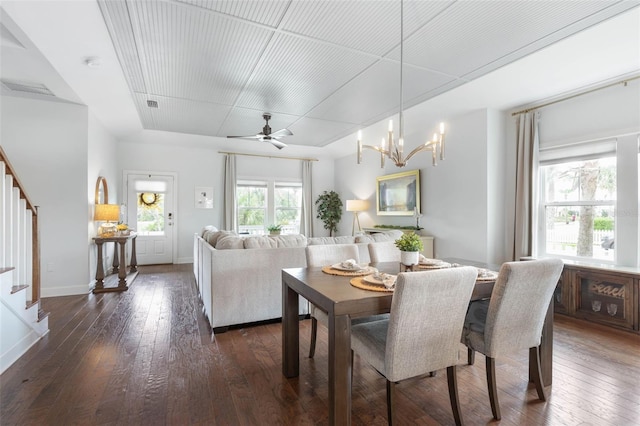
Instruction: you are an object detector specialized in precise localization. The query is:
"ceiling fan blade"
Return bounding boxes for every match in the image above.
[269,128,293,138]
[260,137,287,150]
[227,134,260,139]
[266,139,287,149]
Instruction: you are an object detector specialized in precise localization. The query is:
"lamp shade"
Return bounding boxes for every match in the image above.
[346,199,369,212]
[94,204,120,222]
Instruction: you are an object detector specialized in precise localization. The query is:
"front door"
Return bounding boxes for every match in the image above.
[126,172,175,265]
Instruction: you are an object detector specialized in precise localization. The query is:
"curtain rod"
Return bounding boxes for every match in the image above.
[218,151,318,162]
[511,75,640,116]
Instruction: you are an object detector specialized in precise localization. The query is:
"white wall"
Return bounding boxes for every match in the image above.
[118,131,335,263]
[1,96,90,296]
[87,112,119,285]
[335,108,505,264]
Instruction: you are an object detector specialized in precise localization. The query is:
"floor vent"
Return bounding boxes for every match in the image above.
[1,80,54,96]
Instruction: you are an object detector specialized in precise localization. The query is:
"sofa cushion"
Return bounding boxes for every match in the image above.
[308,236,336,245]
[206,230,236,246]
[334,236,356,244]
[216,235,245,250]
[244,236,278,249]
[372,230,404,242]
[355,234,375,243]
[271,234,308,248]
[200,225,218,237]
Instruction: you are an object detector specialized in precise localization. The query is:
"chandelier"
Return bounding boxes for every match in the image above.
[357,0,446,168]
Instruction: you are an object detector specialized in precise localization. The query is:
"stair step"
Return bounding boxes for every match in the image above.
[37,311,50,323]
[1,267,16,275]
[11,284,29,294]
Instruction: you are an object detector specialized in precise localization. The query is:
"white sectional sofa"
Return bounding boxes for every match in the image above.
[193,227,402,333]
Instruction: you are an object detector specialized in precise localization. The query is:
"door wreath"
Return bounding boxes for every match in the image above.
[140,192,159,207]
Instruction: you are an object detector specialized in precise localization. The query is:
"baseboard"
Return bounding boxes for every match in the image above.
[42,284,90,297]
[176,257,193,264]
[0,329,40,374]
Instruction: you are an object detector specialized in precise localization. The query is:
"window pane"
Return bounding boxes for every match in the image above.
[275,185,302,234]
[137,192,164,236]
[544,157,616,203]
[544,205,615,260]
[237,185,267,234]
[540,155,616,262]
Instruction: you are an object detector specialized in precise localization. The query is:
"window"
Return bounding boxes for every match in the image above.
[237,180,301,234]
[539,154,616,262]
[137,192,166,235]
[237,182,267,234]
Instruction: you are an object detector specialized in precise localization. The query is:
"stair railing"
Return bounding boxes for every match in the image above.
[0,146,42,317]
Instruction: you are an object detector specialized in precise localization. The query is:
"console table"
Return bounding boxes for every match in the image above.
[92,233,138,293]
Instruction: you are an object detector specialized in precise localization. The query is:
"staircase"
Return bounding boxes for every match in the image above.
[1,146,48,374]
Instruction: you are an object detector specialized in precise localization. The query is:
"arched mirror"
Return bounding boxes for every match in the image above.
[95,176,109,204]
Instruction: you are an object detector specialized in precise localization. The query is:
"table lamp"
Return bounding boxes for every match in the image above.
[346,199,369,236]
[95,204,120,236]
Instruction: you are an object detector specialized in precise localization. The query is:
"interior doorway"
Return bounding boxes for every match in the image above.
[124,171,177,265]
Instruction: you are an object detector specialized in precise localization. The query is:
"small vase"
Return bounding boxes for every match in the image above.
[400,250,419,266]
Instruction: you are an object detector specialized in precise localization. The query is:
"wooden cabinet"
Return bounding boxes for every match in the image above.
[553,269,573,315]
[574,270,635,331]
[558,263,639,334]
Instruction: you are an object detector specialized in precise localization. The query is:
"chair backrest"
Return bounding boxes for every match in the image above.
[368,241,401,263]
[384,266,478,382]
[305,244,360,267]
[483,258,564,357]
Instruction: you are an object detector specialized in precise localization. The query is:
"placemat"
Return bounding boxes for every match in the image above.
[475,270,499,281]
[417,262,451,270]
[349,277,393,292]
[322,265,376,277]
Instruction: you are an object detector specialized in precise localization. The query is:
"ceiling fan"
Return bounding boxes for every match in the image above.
[227,112,292,150]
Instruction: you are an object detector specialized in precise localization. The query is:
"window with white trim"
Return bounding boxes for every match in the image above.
[539,155,616,261]
[237,180,301,234]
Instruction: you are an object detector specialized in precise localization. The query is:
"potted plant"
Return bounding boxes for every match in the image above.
[267,224,282,235]
[394,232,424,266]
[315,190,342,236]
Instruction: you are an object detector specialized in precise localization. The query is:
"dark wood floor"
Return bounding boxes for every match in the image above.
[1,264,639,425]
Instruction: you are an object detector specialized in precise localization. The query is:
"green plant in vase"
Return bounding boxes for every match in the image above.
[267,224,282,235]
[315,190,343,236]
[395,232,423,266]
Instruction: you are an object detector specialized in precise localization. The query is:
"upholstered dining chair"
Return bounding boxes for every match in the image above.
[351,267,478,426]
[368,241,401,263]
[305,244,387,358]
[461,258,564,420]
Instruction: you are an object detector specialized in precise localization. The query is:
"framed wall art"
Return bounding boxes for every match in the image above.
[195,186,213,209]
[376,169,420,216]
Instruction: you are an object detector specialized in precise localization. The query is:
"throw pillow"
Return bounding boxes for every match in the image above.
[271,234,308,248]
[215,235,245,250]
[244,236,278,249]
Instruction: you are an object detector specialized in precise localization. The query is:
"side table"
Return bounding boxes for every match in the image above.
[92,233,138,293]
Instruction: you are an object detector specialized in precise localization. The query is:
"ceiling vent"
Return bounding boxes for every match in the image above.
[1,79,54,96]
[147,100,159,108]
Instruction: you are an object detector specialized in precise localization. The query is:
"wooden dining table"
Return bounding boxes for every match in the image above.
[281,258,554,426]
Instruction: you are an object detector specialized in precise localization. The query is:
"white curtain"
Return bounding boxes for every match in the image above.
[223,154,237,231]
[300,160,313,237]
[512,112,540,261]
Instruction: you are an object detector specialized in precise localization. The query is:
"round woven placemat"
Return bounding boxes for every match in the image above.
[417,262,452,270]
[321,265,376,277]
[349,277,393,292]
